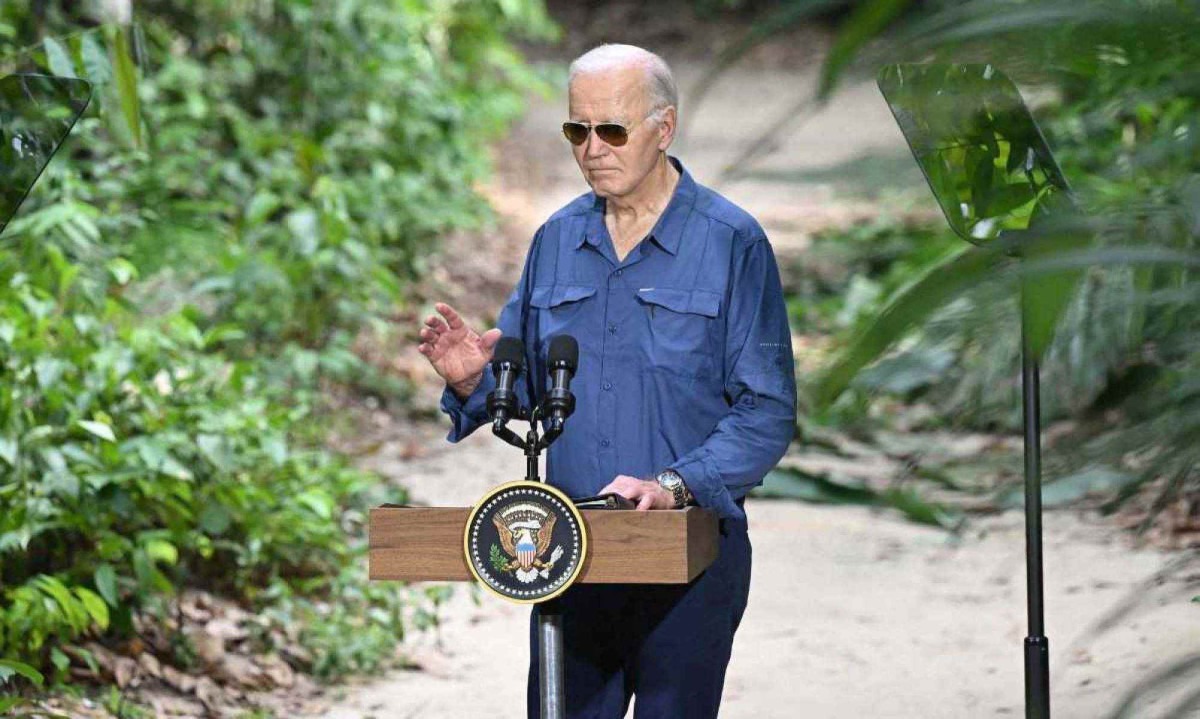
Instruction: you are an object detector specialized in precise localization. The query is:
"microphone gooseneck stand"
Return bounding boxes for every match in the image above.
[487,335,578,719]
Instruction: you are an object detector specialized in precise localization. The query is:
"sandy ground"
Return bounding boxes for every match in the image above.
[324,41,1200,719]
[328,428,1199,719]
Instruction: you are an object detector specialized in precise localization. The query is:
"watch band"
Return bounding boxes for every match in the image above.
[656,469,693,509]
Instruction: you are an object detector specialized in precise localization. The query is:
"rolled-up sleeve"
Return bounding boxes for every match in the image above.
[440,228,544,443]
[668,233,798,520]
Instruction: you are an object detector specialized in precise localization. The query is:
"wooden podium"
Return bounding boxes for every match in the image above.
[369,505,719,584]
[369,502,721,717]
[369,348,722,717]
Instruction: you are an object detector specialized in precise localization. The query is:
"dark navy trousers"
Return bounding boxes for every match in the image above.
[527,504,752,719]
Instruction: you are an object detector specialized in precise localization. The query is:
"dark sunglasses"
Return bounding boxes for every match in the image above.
[562,110,657,147]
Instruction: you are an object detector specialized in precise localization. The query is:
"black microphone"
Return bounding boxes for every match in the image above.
[545,334,578,428]
[487,336,524,424]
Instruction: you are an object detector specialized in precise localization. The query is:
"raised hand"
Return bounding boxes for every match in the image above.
[416,302,503,399]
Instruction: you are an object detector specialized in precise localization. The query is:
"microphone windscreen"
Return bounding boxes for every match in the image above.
[548,334,578,372]
[494,336,525,372]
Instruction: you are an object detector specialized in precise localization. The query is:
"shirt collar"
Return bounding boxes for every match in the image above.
[576,154,696,257]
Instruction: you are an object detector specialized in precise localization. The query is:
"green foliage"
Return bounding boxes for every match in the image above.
[752,3,1199,594]
[756,7,1199,703]
[754,466,965,530]
[799,1,1200,428]
[0,657,46,687]
[1,577,109,657]
[245,570,449,680]
[784,219,962,336]
[819,0,911,97]
[0,0,557,692]
[699,0,1199,430]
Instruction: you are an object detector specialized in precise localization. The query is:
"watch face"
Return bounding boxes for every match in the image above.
[657,473,683,507]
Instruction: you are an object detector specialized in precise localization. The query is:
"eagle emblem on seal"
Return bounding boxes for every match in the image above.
[490,502,565,584]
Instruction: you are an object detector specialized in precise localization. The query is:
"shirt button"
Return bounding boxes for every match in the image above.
[608,323,617,334]
[600,439,610,447]
[602,381,612,390]
[615,269,623,277]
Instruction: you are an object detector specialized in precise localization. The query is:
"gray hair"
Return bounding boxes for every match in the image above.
[568,44,678,121]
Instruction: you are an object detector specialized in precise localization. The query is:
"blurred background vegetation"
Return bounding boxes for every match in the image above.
[0,0,558,713]
[748,0,1199,541]
[0,0,1197,716]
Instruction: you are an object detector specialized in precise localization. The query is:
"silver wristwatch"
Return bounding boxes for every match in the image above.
[654,469,693,509]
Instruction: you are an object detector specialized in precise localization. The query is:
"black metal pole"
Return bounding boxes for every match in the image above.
[1020,278,1051,719]
[538,598,566,719]
[521,405,566,719]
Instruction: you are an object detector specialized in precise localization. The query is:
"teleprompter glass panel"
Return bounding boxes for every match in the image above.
[0,73,92,235]
[877,63,1072,245]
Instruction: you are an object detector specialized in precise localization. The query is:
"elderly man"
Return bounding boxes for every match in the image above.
[416,44,796,718]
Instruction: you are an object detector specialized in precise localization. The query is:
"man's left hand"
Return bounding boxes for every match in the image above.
[598,474,676,510]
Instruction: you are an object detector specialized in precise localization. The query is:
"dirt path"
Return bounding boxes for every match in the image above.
[324,46,1200,719]
[329,431,1199,719]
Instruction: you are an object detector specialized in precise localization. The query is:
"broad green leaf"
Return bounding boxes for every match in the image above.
[755,467,878,504]
[997,466,1138,509]
[0,436,16,467]
[106,257,138,285]
[94,564,119,606]
[813,227,1175,407]
[986,184,1038,218]
[815,243,985,406]
[0,528,33,553]
[198,502,232,535]
[853,346,955,395]
[137,442,194,481]
[107,25,142,147]
[78,420,116,443]
[168,315,205,349]
[144,538,178,565]
[51,647,70,673]
[196,434,231,472]
[132,549,173,594]
[1019,232,1089,358]
[42,37,76,78]
[245,191,282,226]
[262,435,288,466]
[819,0,915,99]
[754,467,961,529]
[0,659,44,686]
[34,357,68,389]
[80,32,113,84]
[201,324,247,347]
[74,587,111,629]
[34,575,89,633]
[880,487,964,529]
[297,490,334,520]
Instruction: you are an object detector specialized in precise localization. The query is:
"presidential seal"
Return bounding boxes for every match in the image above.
[464,481,587,604]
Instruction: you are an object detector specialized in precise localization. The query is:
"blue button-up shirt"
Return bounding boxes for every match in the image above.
[440,155,796,521]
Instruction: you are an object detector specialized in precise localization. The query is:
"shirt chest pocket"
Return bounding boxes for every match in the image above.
[529,284,598,353]
[635,287,722,379]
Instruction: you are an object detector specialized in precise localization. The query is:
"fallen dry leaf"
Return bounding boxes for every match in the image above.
[205,617,248,643]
